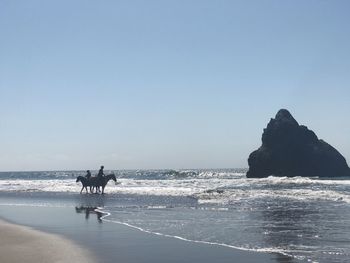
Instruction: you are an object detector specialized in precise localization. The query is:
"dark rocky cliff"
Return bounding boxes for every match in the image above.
[247,109,350,178]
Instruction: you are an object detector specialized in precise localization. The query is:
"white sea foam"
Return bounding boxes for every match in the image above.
[195,188,350,205]
[1,174,350,206]
[0,178,231,196]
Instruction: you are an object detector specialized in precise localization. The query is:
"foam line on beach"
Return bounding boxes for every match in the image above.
[94,208,308,262]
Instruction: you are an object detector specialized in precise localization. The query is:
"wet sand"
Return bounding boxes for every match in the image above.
[0,205,291,263]
[0,218,95,263]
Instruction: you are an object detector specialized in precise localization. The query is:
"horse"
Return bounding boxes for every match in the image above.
[90,173,117,194]
[76,176,93,194]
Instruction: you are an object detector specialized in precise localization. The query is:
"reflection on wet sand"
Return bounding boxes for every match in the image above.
[75,206,104,223]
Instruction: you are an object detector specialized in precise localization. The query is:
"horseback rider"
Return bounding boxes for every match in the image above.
[95,166,105,193]
[85,170,91,180]
[97,166,104,179]
[77,166,116,194]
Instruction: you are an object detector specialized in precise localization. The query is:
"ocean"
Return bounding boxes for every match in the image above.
[0,169,350,263]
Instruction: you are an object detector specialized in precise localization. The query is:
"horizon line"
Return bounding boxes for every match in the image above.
[0,167,249,173]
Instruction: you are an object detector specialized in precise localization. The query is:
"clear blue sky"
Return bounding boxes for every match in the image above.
[1,1,350,171]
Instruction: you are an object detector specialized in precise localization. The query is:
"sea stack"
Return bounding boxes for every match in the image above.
[247,109,350,178]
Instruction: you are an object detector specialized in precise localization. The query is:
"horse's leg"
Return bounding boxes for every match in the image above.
[102,186,105,194]
[80,186,84,194]
[85,186,88,193]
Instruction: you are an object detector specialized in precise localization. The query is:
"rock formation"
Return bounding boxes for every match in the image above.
[247,109,350,178]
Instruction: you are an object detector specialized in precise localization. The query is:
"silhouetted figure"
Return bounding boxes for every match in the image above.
[85,170,91,179]
[96,173,116,194]
[96,166,105,193]
[97,166,104,179]
[77,174,117,194]
[76,176,93,194]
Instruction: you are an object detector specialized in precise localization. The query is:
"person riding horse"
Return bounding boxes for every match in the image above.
[97,166,104,179]
[96,166,104,192]
[76,172,117,194]
[85,170,91,179]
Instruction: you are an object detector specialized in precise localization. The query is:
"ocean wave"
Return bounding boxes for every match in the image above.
[1,175,350,206]
[251,176,350,186]
[194,188,350,205]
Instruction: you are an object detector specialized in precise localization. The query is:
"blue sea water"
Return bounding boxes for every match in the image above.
[0,169,350,263]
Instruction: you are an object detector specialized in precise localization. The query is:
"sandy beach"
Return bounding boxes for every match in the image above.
[0,218,95,263]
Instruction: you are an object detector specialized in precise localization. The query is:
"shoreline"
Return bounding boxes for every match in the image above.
[0,218,96,263]
[97,208,285,257]
[0,204,284,263]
